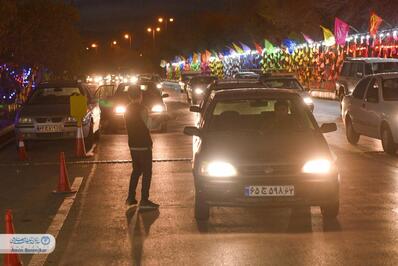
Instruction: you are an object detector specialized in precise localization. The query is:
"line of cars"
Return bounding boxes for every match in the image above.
[15,74,170,149]
[183,74,339,221]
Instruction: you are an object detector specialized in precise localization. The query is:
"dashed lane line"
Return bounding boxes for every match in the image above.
[28,177,83,266]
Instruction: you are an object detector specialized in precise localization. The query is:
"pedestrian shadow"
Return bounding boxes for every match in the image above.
[126,207,160,266]
[196,206,342,234]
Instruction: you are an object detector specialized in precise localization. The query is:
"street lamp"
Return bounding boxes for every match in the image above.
[123,33,132,48]
[147,27,161,48]
[158,17,174,31]
[90,43,98,54]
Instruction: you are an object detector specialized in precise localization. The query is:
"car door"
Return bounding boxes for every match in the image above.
[363,78,382,138]
[349,76,372,134]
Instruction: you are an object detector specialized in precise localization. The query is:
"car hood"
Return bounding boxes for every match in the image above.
[20,104,70,117]
[200,130,331,165]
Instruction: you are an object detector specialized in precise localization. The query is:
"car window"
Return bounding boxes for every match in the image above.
[97,85,115,98]
[28,87,82,105]
[263,79,303,90]
[352,77,371,99]
[207,98,315,132]
[373,62,398,73]
[382,78,398,101]
[349,63,358,77]
[341,63,351,76]
[364,63,373,75]
[365,79,379,103]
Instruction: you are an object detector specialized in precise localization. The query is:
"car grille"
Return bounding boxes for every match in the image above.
[35,117,64,123]
[239,164,301,176]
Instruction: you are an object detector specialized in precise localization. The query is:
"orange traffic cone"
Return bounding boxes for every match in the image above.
[4,210,23,266]
[75,126,86,158]
[17,135,27,161]
[53,152,75,194]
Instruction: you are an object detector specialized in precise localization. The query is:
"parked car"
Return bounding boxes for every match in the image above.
[139,74,163,89]
[184,88,339,221]
[186,75,217,105]
[106,81,169,132]
[15,81,101,149]
[179,71,202,92]
[336,58,398,102]
[342,73,398,154]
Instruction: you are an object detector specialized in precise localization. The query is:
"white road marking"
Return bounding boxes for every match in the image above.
[28,177,83,266]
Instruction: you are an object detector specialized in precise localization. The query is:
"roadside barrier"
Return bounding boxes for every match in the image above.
[0,158,192,167]
[3,209,23,266]
[53,152,76,194]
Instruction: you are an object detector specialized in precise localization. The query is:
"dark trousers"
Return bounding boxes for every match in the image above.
[128,149,153,201]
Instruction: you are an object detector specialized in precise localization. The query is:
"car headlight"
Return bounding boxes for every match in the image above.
[130,76,138,84]
[151,104,164,113]
[18,117,33,124]
[156,83,162,89]
[194,87,204,95]
[303,97,313,105]
[65,117,77,123]
[200,161,237,177]
[114,105,126,115]
[302,159,331,174]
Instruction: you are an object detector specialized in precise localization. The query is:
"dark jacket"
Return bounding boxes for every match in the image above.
[125,102,153,149]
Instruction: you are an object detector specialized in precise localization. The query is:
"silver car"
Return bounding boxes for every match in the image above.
[15,81,101,147]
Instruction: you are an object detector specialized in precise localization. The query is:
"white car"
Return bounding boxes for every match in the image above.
[342,73,398,154]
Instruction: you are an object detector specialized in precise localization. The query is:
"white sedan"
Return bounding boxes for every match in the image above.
[342,73,398,154]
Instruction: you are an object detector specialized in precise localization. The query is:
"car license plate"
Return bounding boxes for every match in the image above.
[245,185,294,197]
[37,125,61,132]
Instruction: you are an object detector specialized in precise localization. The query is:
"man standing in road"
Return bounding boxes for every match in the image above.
[124,85,159,209]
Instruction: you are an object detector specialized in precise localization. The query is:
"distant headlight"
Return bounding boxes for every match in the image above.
[303,97,313,105]
[302,159,331,174]
[151,104,164,113]
[65,117,77,123]
[114,105,126,115]
[200,161,237,177]
[130,76,138,84]
[156,83,162,89]
[194,87,204,95]
[18,117,33,124]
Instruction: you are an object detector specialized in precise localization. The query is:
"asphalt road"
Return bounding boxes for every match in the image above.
[1,91,398,265]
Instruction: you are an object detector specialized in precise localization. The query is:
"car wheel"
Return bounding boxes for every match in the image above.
[85,123,94,151]
[321,201,339,219]
[345,117,360,145]
[381,126,396,155]
[195,194,209,221]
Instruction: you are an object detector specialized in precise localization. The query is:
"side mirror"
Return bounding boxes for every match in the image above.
[183,126,201,136]
[162,93,169,98]
[189,106,201,113]
[319,123,337,133]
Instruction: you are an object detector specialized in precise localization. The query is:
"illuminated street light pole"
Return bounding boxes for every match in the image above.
[91,43,98,54]
[147,27,161,49]
[111,40,117,48]
[158,17,174,31]
[124,33,132,48]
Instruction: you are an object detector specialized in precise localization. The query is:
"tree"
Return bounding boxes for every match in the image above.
[1,0,83,75]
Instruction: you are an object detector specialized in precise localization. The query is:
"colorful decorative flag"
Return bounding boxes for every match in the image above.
[232,43,244,54]
[302,33,314,44]
[369,12,383,36]
[226,46,236,55]
[192,53,198,64]
[239,42,251,52]
[253,42,263,54]
[320,25,336,46]
[334,18,349,45]
[264,39,275,53]
[282,39,297,54]
[205,50,212,61]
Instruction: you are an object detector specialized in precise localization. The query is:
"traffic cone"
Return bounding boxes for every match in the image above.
[53,152,75,194]
[17,135,27,161]
[4,210,23,266]
[75,126,86,158]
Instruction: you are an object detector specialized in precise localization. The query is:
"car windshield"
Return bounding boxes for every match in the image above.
[28,87,82,105]
[373,62,398,73]
[115,83,162,106]
[263,79,303,90]
[382,78,398,101]
[207,98,315,132]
